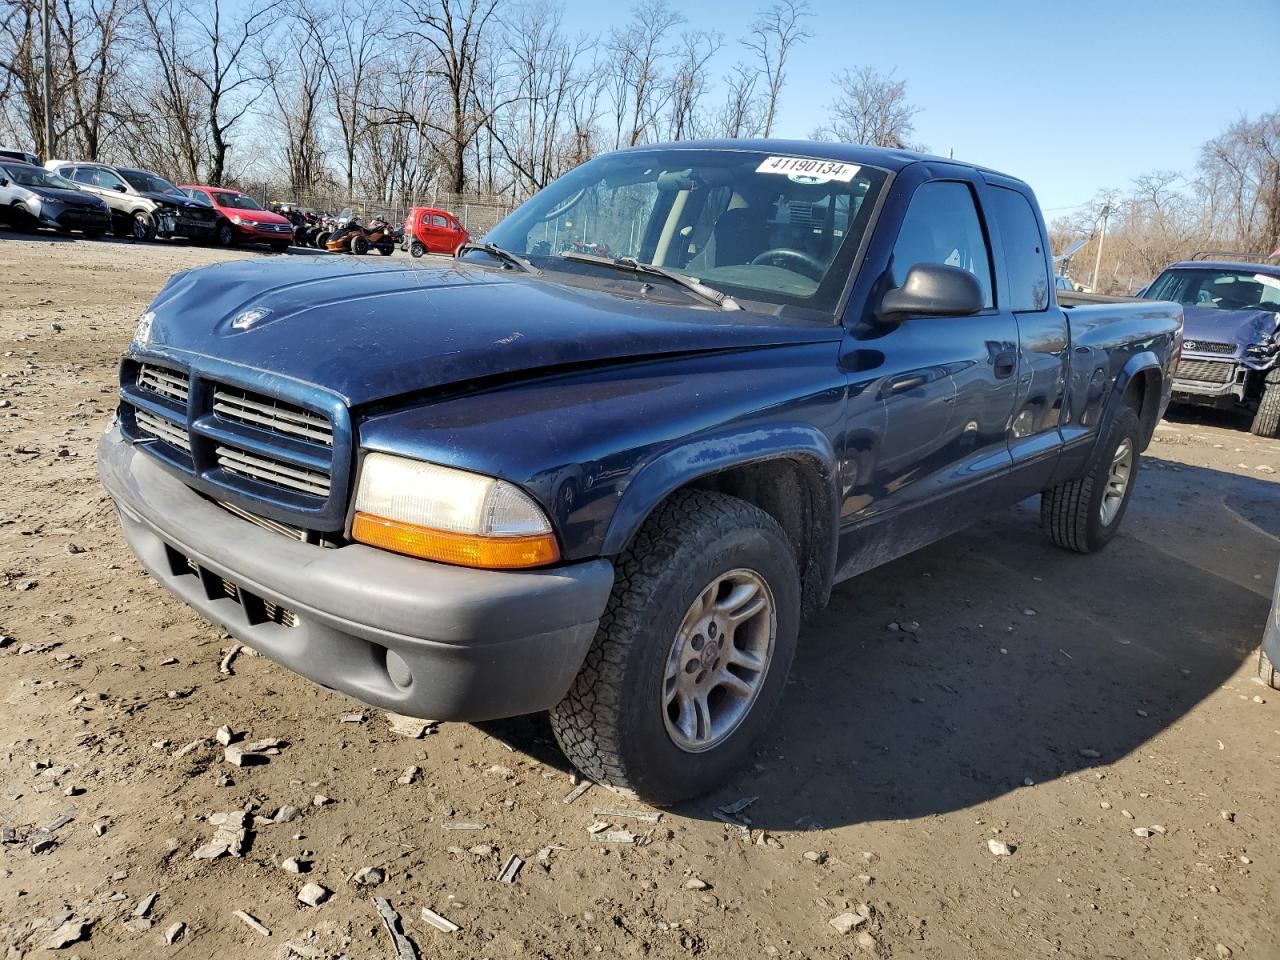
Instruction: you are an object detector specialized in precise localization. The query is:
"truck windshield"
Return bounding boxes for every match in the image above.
[121,169,183,196]
[1145,268,1280,313]
[480,148,888,313]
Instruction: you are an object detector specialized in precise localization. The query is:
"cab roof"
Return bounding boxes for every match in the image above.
[1167,260,1280,278]
[615,138,1018,180]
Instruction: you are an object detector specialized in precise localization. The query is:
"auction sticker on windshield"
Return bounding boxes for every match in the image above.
[755,156,860,183]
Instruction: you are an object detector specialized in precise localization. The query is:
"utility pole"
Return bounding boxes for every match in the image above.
[1090,201,1111,293]
[41,0,55,158]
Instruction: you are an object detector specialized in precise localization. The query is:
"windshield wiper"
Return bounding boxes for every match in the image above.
[559,252,742,311]
[456,241,541,275]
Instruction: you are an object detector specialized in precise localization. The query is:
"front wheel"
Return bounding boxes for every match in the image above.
[130,211,156,241]
[215,220,236,247]
[1249,370,1280,438]
[410,240,426,258]
[350,235,369,255]
[1041,405,1141,553]
[549,490,800,805]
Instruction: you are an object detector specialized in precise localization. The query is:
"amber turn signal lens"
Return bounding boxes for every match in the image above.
[352,512,559,569]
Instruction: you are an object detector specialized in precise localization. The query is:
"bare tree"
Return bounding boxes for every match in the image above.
[400,0,501,193]
[605,1,683,148]
[267,2,331,191]
[1198,111,1280,252]
[666,29,720,141]
[716,61,761,139]
[817,65,921,150]
[741,0,809,138]
[139,0,282,183]
[53,0,135,159]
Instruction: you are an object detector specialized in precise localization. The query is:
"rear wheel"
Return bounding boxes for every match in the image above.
[1249,370,1280,438]
[377,243,393,256]
[549,490,800,805]
[1041,406,1141,553]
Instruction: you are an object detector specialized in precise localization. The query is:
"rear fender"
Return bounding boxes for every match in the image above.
[1096,351,1164,455]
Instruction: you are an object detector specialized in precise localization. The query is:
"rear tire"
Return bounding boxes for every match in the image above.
[549,490,800,805]
[1041,406,1142,553]
[1249,370,1280,438]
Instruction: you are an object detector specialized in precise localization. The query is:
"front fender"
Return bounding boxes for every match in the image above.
[601,422,839,555]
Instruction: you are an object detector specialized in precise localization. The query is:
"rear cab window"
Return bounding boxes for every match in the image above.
[987,186,1051,312]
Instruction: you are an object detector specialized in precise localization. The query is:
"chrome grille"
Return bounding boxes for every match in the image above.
[137,364,190,405]
[216,500,308,541]
[215,445,331,497]
[1176,359,1234,383]
[1182,339,1235,355]
[213,387,332,446]
[135,409,191,451]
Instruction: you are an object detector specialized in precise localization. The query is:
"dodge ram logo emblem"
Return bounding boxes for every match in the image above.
[232,307,271,331]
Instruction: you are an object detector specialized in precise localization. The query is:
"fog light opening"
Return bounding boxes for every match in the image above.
[386,649,413,690]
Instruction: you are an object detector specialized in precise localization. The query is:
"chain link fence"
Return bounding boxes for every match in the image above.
[234,184,519,236]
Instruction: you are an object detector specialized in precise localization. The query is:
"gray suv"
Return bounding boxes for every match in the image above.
[44,160,216,242]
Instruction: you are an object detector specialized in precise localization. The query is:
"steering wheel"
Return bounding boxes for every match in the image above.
[749,248,826,281]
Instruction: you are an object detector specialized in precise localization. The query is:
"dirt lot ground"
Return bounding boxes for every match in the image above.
[0,232,1278,960]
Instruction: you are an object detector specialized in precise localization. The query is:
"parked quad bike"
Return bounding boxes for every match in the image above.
[324,209,395,256]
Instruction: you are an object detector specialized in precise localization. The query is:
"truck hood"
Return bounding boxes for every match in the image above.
[141,257,840,407]
[28,186,106,209]
[1181,305,1279,350]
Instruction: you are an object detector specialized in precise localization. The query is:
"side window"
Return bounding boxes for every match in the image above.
[892,181,994,308]
[431,214,448,228]
[97,168,127,191]
[990,187,1050,311]
[67,167,90,184]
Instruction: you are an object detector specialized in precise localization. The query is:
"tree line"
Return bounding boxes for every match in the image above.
[1050,111,1280,293]
[0,0,926,203]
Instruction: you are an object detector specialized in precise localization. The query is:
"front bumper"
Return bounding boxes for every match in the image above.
[156,211,217,238]
[98,426,614,720]
[39,206,110,232]
[234,222,294,243]
[1171,356,1248,403]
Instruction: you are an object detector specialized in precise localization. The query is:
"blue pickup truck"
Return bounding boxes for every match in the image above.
[1137,254,1280,436]
[98,141,1182,802]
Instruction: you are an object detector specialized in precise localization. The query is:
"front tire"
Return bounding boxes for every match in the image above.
[215,220,236,247]
[1041,405,1141,553]
[350,235,369,255]
[549,490,800,805]
[1249,370,1280,438]
[410,240,426,258]
[130,211,156,241]
[1260,649,1279,691]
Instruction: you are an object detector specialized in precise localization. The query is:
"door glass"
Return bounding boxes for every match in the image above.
[431,214,448,227]
[892,181,994,308]
[989,187,1050,311]
[96,168,128,191]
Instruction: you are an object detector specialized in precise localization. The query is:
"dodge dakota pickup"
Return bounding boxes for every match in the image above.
[99,141,1182,803]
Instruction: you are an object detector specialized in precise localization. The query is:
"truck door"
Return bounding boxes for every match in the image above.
[855,178,1020,514]
[982,179,1069,491]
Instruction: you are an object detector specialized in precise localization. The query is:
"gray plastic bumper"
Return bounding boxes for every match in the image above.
[1265,564,1280,669]
[98,427,614,721]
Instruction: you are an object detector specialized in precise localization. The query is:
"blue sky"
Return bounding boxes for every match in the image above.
[565,0,1279,216]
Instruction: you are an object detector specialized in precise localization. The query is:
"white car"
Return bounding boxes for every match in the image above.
[0,161,111,235]
[44,160,216,242]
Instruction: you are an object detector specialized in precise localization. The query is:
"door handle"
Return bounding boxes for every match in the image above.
[994,350,1017,379]
[880,373,928,398]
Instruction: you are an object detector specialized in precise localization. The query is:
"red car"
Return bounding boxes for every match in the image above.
[404,206,470,257]
[179,185,294,251]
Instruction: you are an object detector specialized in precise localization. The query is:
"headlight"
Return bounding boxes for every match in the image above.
[351,453,558,569]
[230,214,246,225]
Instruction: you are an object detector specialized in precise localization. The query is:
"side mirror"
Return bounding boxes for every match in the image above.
[878,262,985,320]
[0,177,8,187]
[115,184,127,192]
